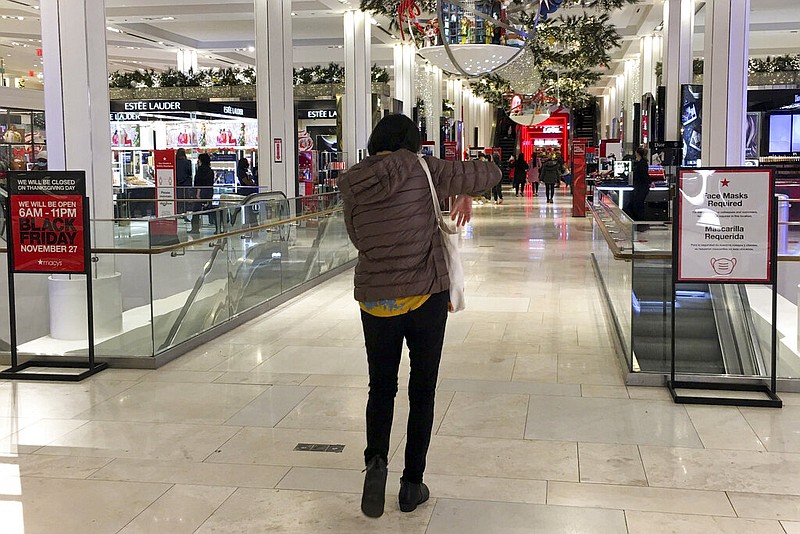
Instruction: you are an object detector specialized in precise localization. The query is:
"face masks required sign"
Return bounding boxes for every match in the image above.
[677,168,774,283]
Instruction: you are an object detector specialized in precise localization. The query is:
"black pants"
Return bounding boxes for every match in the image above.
[361,290,448,484]
[492,183,503,201]
[545,183,556,200]
[514,181,524,195]
[532,182,539,195]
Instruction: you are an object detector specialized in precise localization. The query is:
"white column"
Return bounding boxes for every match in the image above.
[608,87,617,138]
[429,66,443,154]
[394,44,404,113]
[41,0,113,225]
[615,74,625,139]
[343,10,371,166]
[701,0,750,166]
[255,0,295,195]
[601,94,610,139]
[177,49,198,73]
[403,43,416,116]
[663,0,695,141]
[640,35,656,98]
[623,61,638,147]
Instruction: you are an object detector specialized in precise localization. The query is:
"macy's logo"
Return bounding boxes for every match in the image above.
[37,259,63,267]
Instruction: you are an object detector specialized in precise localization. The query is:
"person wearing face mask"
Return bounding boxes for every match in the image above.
[35,150,47,170]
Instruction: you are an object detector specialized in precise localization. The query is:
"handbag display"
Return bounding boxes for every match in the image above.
[418,155,466,313]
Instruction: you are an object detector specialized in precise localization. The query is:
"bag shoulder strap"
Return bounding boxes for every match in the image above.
[418,155,457,235]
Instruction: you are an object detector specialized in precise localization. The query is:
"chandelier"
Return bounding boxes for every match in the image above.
[406,0,565,78]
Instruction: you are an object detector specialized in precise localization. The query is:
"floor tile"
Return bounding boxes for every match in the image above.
[627,386,673,401]
[784,521,800,534]
[5,477,169,534]
[437,391,529,439]
[728,491,800,521]
[438,378,580,397]
[140,370,224,383]
[8,419,89,450]
[426,499,627,534]
[512,352,559,383]
[578,443,648,486]
[75,381,267,424]
[253,345,368,375]
[685,405,766,451]
[739,405,800,452]
[207,427,401,470]
[624,511,785,534]
[0,380,138,419]
[466,296,531,313]
[213,370,309,386]
[424,435,578,481]
[525,396,703,448]
[195,488,433,533]
[90,457,289,488]
[640,446,800,494]
[547,481,735,516]
[557,352,625,386]
[300,374,369,388]
[161,343,251,371]
[225,385,315,427]
[581,385,630,399]
[0,454,112,483]
[119,484,235,534]
[36,420,240,461]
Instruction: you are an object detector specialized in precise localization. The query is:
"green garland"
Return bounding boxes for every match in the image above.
[109,67,256,89]
[470,74,511,108]
[655,55,800,80]
[110,64,389,89]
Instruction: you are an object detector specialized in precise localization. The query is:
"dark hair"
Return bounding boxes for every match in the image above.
[367,114,421,156]
[237,157,249,172]
[636,146,649,160]
[198,153,211,166]
[176,148,187,160]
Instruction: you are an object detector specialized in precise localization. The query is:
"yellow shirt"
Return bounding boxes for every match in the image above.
[359,295,431,317]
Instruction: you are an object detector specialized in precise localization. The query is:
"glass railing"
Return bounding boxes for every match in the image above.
[0,190,356,364]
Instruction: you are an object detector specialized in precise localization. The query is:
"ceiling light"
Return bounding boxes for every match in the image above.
[248,46,255,52]
[291,12,296,16]
[33,5,39,9]
[17,16,23,20]
[160,16,174,21]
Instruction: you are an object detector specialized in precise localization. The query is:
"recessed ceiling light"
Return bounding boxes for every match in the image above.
[160,16,174,21]
[248,46,255,52]
[17,16,23,20]
[291,12,297,16]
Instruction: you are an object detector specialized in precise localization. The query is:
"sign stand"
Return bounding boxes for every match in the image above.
[0,171,107,382]
[668,167,781,407]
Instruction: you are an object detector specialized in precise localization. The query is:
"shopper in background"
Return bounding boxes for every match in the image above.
[175,148,193,214]
[527,150,541,196]
[237,156,258,226]
[491,153,504,204]
[513,153,528,197]
[625,146,651,224]
[540,152,562,204]
[191,152,215,234]
[339,114,500,519]
[34,150,47,170]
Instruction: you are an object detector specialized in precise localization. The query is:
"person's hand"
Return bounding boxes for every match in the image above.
[450,194,472,227]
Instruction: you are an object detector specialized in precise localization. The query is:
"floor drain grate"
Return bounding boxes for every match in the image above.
[294,443,345,453]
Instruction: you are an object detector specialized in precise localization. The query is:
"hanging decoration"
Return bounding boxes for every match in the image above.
[359,0,636,107]
[508,89,557,125]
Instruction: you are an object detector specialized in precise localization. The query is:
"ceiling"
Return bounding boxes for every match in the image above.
[0,0,798,97]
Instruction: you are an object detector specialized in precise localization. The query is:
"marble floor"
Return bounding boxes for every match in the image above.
[3,186,800,533]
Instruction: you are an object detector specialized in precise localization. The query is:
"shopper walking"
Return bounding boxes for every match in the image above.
[491,154,504,204]
[540,152,562,203]
[625,146,651,223]
[339,114,500,519]
[513,153,528,197]
[190,152,215,234]
[527,150,541,196]
[175,148,193,214]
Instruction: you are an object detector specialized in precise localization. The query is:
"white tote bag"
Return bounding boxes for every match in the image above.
[418,155,466,312]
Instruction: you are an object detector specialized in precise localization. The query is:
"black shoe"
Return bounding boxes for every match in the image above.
[361,456,387,518]
[399,478,430,513]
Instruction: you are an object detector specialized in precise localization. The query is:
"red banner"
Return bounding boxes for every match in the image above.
[444,142,458,161]
[9,171,86,274]
[572,142,587,217]
[150,150,178,244]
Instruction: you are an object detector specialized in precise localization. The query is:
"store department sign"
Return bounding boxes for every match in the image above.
[8,171,86,274]
[299,109,338,120]
[677,168,774,283]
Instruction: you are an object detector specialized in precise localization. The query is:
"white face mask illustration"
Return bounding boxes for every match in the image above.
[711,257,737,276]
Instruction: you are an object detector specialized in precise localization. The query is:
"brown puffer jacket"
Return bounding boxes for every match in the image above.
[339,149,501,302]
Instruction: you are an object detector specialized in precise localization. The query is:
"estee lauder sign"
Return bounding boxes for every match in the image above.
[124,100,182,112]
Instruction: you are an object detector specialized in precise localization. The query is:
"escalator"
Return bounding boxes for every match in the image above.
[631,261,766,376]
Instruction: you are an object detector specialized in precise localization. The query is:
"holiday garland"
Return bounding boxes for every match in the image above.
[109,64,390,89]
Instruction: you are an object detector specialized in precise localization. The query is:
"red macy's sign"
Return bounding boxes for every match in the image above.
[8,171,86,274]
